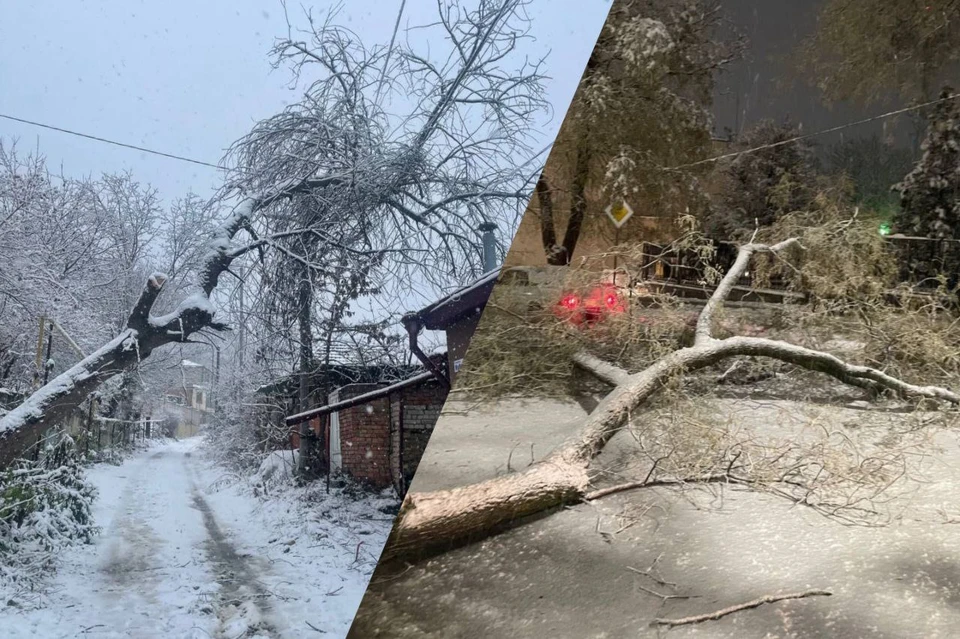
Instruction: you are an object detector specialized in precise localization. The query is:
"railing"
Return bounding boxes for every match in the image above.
[638,236,960,293]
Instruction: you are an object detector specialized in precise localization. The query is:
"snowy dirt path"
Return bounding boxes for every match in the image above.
[1,437,392,639]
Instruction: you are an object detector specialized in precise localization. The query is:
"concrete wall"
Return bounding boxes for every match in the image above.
[162,404,209,438]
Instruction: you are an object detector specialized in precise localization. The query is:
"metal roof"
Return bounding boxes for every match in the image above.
[406,268,500,331]
[285,371,436,426]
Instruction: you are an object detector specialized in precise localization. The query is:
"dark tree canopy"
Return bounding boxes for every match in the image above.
[702,120,819,241]
[827,135,914,214]
[800,0,960,106]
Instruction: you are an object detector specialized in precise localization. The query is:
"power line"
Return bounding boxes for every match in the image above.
[0,112,224,170]
[7,88,952,185]
[668,92,960,171]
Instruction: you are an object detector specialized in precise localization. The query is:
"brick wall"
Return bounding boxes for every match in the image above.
[305,379,450,494]
[388,382,447,495]
[389,399,402,493]
[337,384,392,489]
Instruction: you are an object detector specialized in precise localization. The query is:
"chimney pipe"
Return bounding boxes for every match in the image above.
[479,222,498,272]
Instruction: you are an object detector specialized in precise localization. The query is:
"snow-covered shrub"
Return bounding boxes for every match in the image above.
[0,435,99,601]
[252,449,299,495]
[894,85,960,239]
[83,445,126,467]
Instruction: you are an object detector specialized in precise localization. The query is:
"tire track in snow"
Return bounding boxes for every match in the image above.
[185,454,279,639]
[91,448,218,638]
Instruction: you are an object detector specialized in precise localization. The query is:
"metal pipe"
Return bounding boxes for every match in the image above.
[479,222,498,272]
[402,315,450,390]
[285,371,436,426]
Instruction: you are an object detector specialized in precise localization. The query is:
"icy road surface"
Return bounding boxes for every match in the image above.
[0,437,393,639]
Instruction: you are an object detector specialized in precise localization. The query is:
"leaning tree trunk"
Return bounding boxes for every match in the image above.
[0,177,342,468]
[382,239,960,560]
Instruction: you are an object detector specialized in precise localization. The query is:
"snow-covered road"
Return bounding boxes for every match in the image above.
[1,438,394,639]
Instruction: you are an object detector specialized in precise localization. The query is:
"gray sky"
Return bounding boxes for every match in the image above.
[0,0,610,205]
[712,0,917,153]
[0,0,611,362]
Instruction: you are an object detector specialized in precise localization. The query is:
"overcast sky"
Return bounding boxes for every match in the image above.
[0,0,610,205]
[0,1,610,361]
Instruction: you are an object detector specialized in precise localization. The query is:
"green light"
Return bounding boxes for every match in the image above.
[879,223,892,236]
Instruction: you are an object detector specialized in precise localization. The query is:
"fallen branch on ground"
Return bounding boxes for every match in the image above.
[652,589,832,627]
[380,239,959,560]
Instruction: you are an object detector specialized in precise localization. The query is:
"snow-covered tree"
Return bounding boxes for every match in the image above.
[893,87,960,239]
[0,0,548,467]
[531,0,742,264]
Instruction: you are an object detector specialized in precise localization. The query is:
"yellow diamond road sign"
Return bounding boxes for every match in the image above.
[605,201,633,228]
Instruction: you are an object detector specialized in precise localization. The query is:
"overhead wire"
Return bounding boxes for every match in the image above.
[0,112,225,170]
[4,91,959,186]
[667,92,960,171]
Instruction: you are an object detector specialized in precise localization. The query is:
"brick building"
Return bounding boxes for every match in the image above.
[285,269,498,496]
[328,377,445,492]
[286,370,446,495]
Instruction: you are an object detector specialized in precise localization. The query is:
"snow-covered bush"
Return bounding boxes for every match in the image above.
[205,392,276,474]
[0,435,99,601]
[250,449,299,497]
[894,85,960,239]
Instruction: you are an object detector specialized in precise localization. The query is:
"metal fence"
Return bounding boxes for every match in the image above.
[24,410,169,463]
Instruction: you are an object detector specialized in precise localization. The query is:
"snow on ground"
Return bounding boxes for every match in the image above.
[0,437,397,639]
[352,395,960,639]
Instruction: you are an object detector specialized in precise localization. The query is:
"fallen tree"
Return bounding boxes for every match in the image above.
[0,185,310,468]
[382,238,960,560]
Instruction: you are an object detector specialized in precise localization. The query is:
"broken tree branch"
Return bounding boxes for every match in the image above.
[0,179,340,468]
[380,237,959,560]
[695,238,799,345]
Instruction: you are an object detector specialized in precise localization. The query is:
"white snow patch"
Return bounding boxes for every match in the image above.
[196,442,398,637]
[252,449,299,489]
[0,437,398,638]
[149,292,216,328]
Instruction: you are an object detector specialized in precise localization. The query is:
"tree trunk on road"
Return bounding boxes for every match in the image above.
[381,239,960,561]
